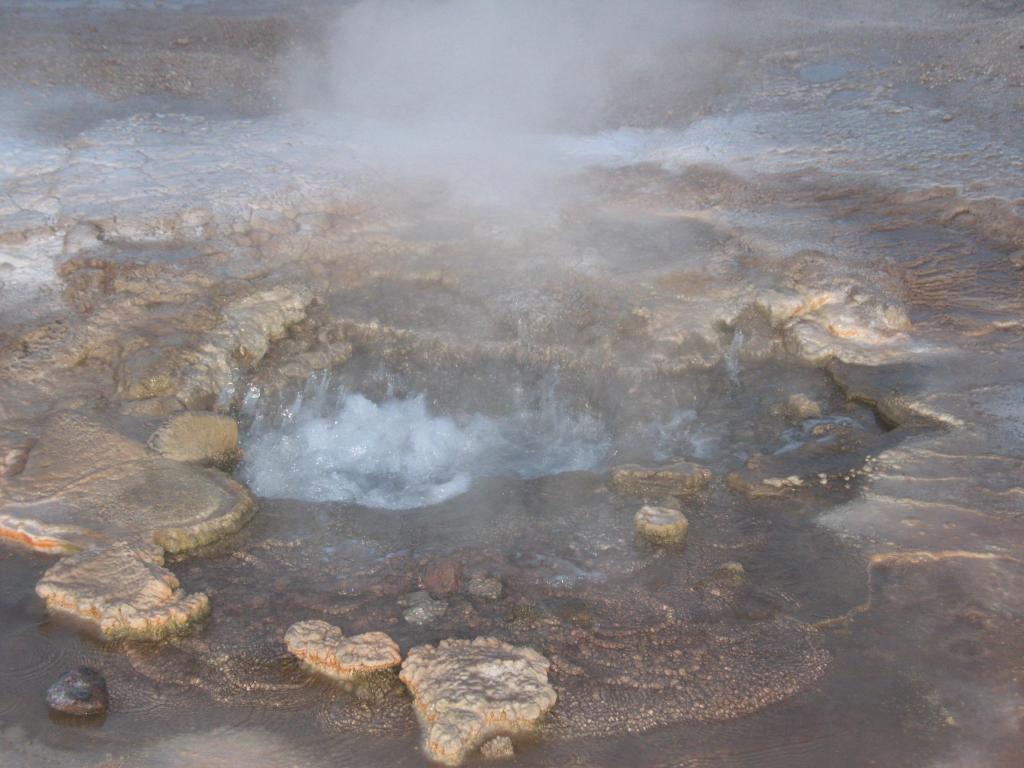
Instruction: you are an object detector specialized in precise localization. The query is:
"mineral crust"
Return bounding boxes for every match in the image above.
[400,637,557,765]
[284,620,401,678]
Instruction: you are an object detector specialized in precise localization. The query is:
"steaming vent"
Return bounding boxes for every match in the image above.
[239,377,613,510]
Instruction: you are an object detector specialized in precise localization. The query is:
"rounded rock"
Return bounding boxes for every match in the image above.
[421,558,462,596]
[634,505,689,544]
[46,666,109,716]
[782,393,822,421]
[148,412,241,470]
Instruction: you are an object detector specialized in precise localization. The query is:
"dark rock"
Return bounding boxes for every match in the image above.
[46,667,109,716]
[421,558,461,596]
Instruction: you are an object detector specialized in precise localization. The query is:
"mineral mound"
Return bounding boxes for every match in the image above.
[400,637,557,765]
[608,460,711,498]
[634,505,689,543]
[148,412,242,470]
[35,540,210,639]
[0,412,254,553]
[284,620,401,678]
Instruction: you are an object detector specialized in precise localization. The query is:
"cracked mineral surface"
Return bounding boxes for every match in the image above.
[284,620,401,678]
[0,412,254,554]
[400,638,557,765]
[0,1,1023,767]
[35,540,210,639]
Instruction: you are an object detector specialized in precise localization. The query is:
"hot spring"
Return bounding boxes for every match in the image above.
[239,379,612,509]
[1,2,1022,767]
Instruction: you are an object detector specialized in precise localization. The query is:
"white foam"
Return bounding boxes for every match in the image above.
[240,386,611,510]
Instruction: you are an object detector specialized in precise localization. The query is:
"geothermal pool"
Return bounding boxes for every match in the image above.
[1,1,1023,767]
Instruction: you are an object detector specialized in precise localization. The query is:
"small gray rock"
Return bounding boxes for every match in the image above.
[402,596,447,625]
[46,667,109,716]
[480,735,515,759]
[467,575,503,600]
[398,590,434,608]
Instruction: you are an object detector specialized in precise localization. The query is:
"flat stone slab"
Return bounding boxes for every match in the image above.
[608,460,711,498]
[284,620,401,678]
[400,637,557,766]
[0,412,254,553]
[35,540,210,639]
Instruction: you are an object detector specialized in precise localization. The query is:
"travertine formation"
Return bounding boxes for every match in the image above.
[171,285,313,409]
[35,540,210,638]
[1,5,1022,763]
[284,620,401,678]
[400,637,557,765]
[0,412,254,554]
[148,412,242,470]
[634,505,689,543]
[608,461,711,499]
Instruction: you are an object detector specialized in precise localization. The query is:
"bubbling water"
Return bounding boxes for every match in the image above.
[240,382,612,510]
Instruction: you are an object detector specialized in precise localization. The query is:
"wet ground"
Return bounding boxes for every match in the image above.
[1,1,1023,766]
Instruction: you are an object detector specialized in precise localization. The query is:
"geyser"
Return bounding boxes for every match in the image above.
[240,381,611,509]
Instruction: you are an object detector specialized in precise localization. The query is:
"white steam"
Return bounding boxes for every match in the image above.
[285,0,722,204]
[240,386,611,510]
[320,0,698,132]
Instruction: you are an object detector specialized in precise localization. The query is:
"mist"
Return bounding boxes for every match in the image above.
[285,0,727,205]
[321,0,705,130]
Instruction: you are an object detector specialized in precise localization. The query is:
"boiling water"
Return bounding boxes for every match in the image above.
[241,384,611,509]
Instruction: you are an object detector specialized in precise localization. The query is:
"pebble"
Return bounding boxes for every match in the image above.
[401,591,447,625]
[46,667,109,716]
[421,558,461,596]
[467,575,503,600]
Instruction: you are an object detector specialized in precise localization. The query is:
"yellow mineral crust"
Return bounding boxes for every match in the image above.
[148,412,242,470]
[400,637,557,766]
[608,460,711,498]
[0,412,254,554]
[35,540,209,639]
[634,505,689,543]
[284,620,401,678]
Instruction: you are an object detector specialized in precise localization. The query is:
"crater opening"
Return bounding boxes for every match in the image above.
[239,376,612,509]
